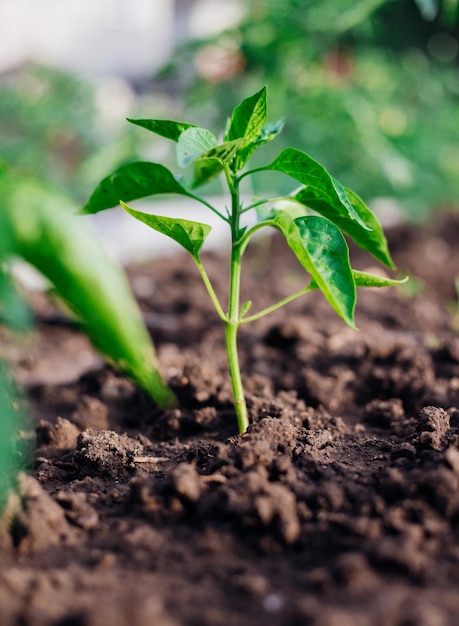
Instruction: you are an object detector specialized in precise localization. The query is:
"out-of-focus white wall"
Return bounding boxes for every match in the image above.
[0,0,175,78]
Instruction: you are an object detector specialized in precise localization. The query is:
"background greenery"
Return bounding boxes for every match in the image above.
[0,208,29,509]
[1,1,457,220]
[159,0,459,220]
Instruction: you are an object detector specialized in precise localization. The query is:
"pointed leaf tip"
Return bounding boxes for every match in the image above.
[127,118,196,142]
[225,86,268,144]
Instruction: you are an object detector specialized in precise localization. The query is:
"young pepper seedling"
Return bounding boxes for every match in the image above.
[83,86,405,433]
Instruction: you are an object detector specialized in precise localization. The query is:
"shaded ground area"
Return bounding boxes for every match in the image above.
[1,211,459,626]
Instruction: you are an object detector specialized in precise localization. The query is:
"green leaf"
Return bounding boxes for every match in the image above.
[352,270,408,288]
[225,86,269,171]
[82,162,191,214]
[266,148,369,231]
[308,270,408,290]
[7,180,175,407]
[225,86,268,144]
[121,201,211,258]
[127,118,196,142]
[273,212,356,327]
[177,127,218,167]
[295,186,395,269]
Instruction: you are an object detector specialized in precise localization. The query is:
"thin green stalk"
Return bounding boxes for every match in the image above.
[237,219,275,253]
[188,192,229,223]
[193,256,226,322]
[225,175,249,433]
[237,167,267,183]
[240,196,288,214]
[225,315,248,433]
[241,285,312,324]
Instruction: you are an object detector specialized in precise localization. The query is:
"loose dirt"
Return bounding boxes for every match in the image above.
[1,211,459,626]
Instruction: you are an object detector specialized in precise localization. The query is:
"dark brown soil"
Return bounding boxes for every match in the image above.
[1,211,459,626]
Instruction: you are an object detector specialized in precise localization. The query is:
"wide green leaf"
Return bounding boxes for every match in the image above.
[7,180,175,407]
[272,212,356,327]
[265,148,369,231]
[294,186,395,269]
[121,201,211,258]
[81,162,191,214]
[177,127,218,167]
[127,118,196,141]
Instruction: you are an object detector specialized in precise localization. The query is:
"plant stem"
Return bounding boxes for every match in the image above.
[188,192,229,222]
[225,175,249,433]
[225,313,248,433]
[240,196,289,214]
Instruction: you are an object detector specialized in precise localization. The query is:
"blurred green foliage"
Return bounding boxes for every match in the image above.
[0,64,150,203]
[0,208,29,510]
[0,65,97,200]
[159,0,459,219]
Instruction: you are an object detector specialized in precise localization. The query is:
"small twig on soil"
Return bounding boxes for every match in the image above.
[132,456,170,463]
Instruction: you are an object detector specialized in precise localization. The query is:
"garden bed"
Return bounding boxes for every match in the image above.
[1,211,459,626]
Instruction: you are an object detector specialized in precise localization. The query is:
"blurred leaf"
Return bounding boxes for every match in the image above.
[309,269,408,290]
[7,179,175,407]
[0,364,26,510]
[0,207,31,332]
[0,269,32,333]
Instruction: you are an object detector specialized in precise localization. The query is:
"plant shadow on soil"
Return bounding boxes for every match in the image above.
[1,212,459,626]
